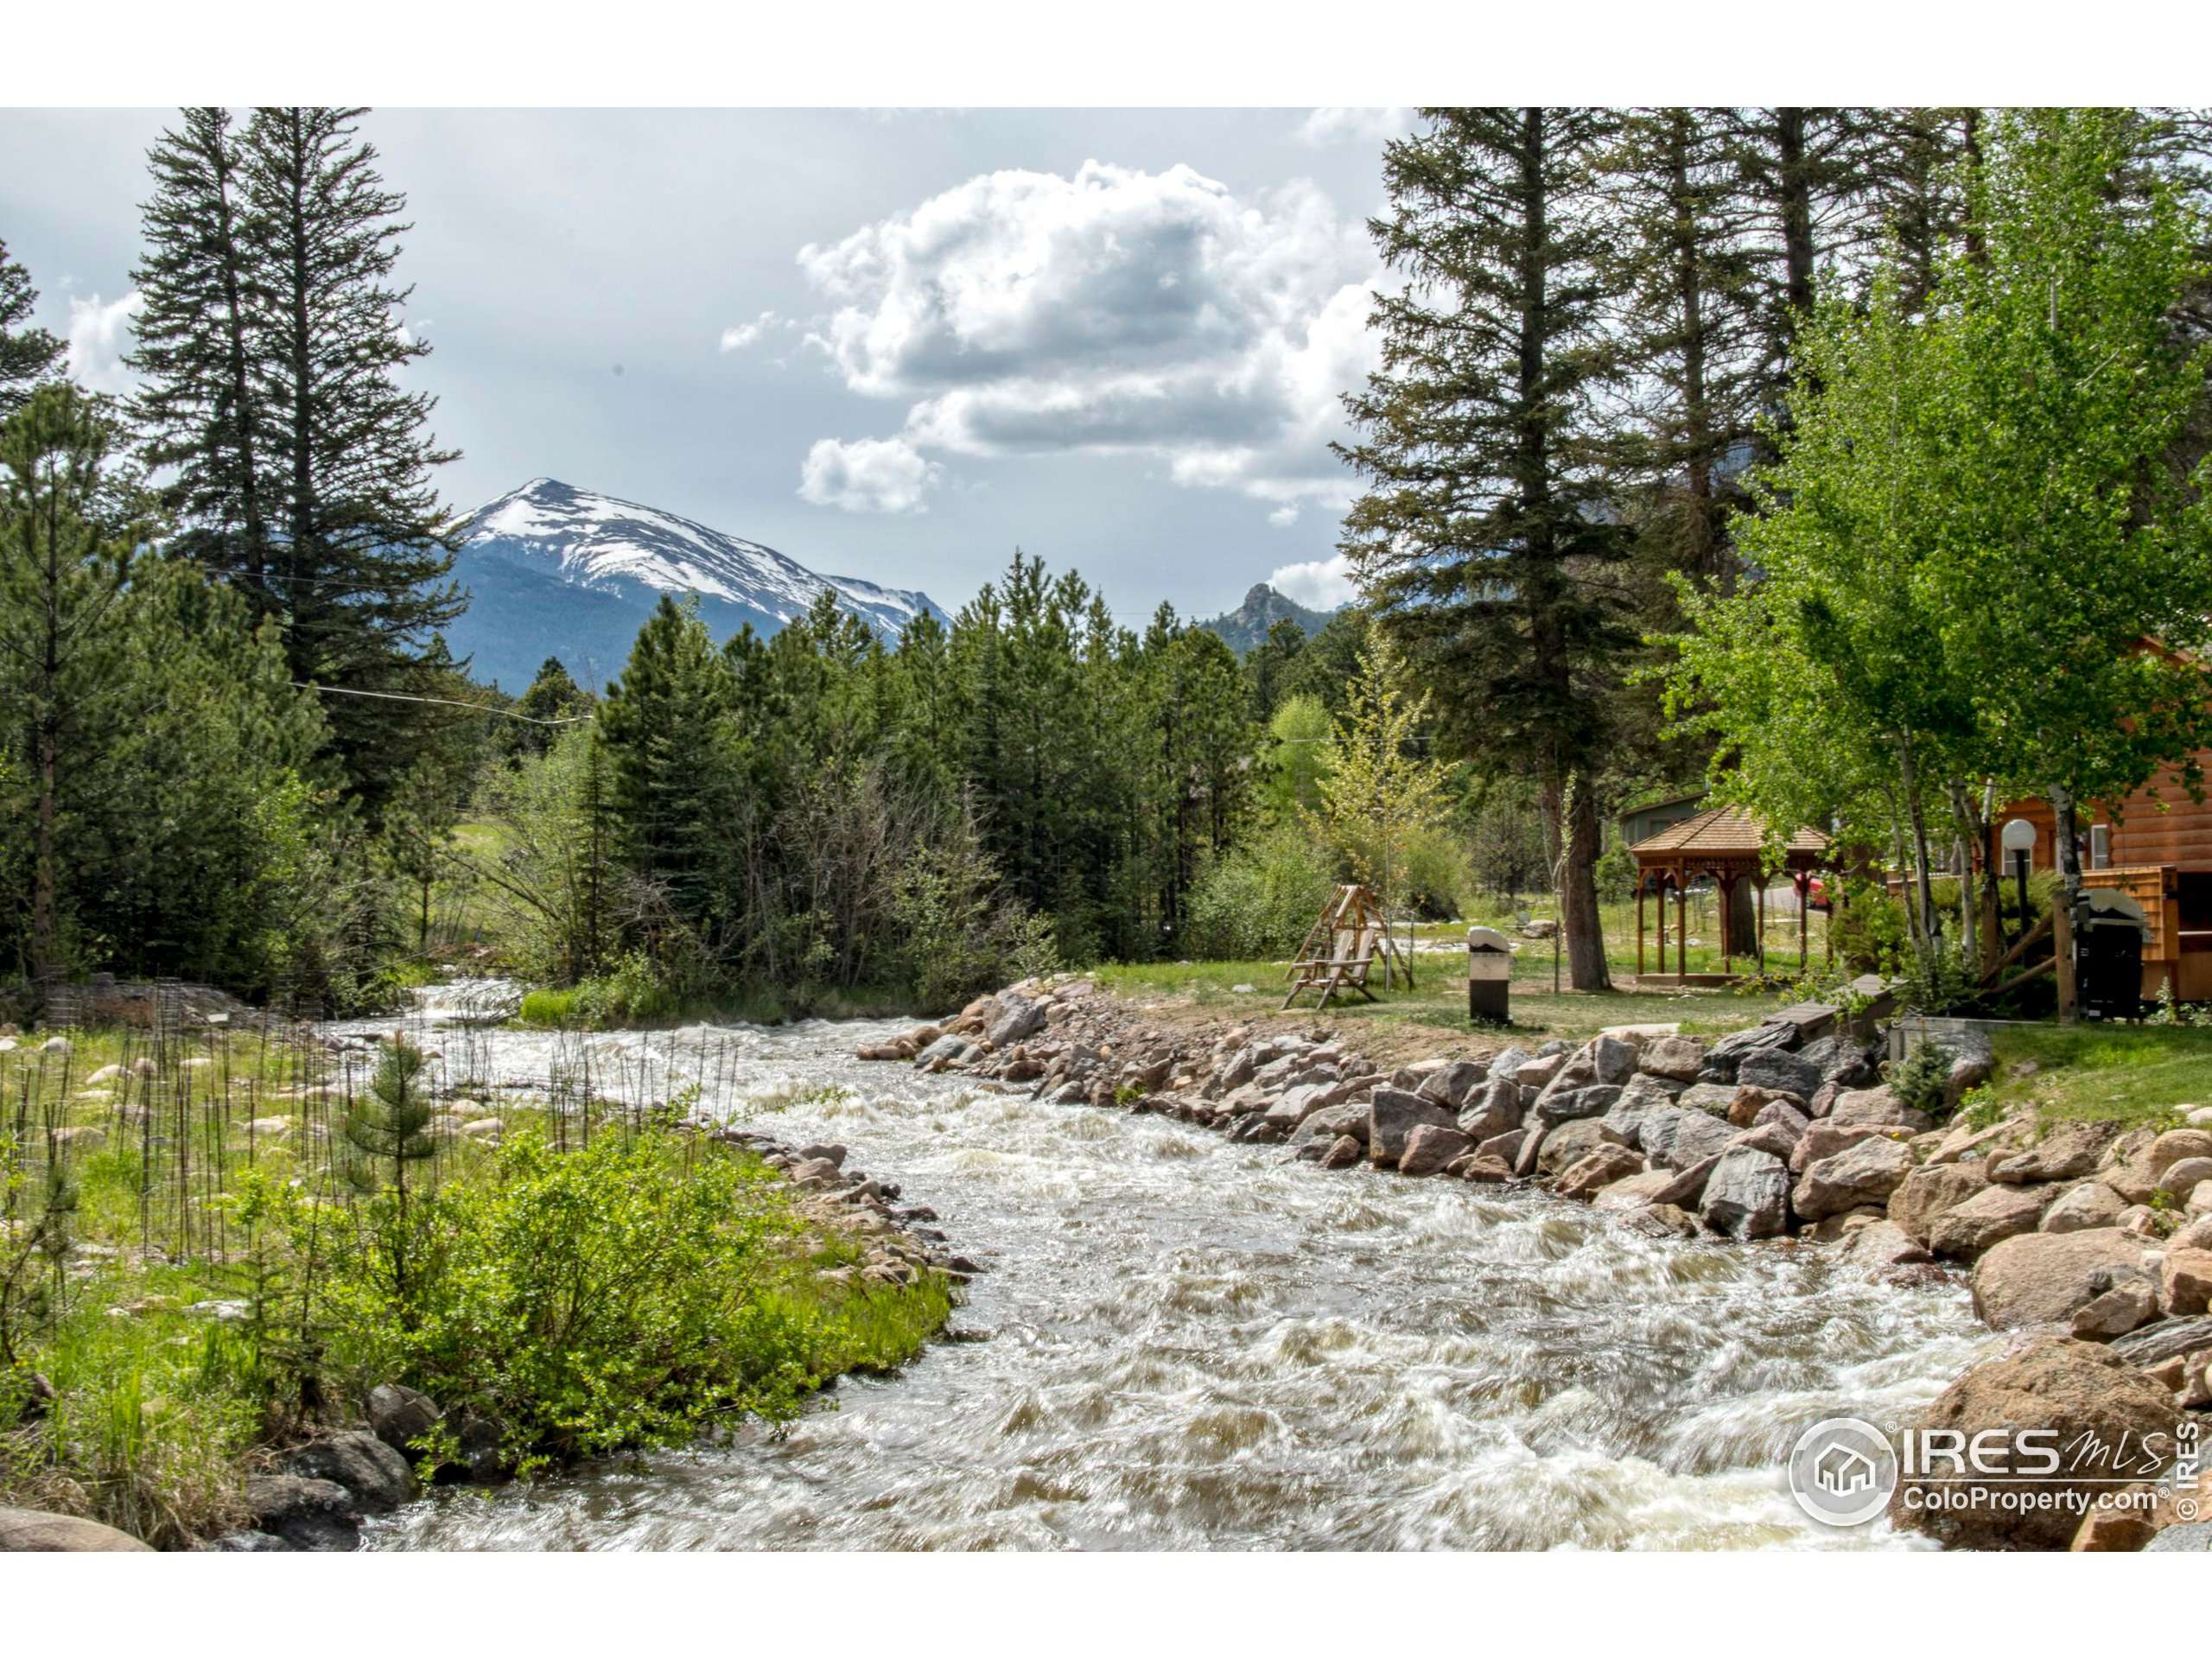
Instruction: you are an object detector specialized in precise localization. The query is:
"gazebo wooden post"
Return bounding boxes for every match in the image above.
[1715,868,1738,975]
[1675,859,1688,978]
[1636,879,1645,977]
[1756,869,1768,975]
[1794,869,1810,969]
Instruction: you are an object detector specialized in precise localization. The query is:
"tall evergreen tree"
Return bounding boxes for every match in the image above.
[126,107,274,593]
[0,237,64,416]
[237,105,465,807]
[1338,107,1636,990]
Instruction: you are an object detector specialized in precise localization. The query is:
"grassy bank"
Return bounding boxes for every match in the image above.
[1094,955,1797,1045]
[1980,1023,2212,1136]
[0,1020,951,1546]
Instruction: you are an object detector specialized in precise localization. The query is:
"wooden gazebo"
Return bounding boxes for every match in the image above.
[1630,807,1834,981]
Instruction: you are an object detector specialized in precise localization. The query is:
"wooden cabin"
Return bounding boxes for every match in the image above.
[1995,758,2212,1000]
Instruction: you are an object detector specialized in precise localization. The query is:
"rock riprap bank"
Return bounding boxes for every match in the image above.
[862,977,2212,1550]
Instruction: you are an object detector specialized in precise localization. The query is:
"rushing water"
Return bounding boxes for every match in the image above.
[346,1007,1993,1551]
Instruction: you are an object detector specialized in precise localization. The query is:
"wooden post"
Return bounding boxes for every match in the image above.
[1655,876,1667,980]
[1675,862,1688,979]
[1716,870,1738,975]
[1795,871,1810,969]
[2054,899,2078,1023]
[1636,880,1646,977]
[1756,875,1768,975]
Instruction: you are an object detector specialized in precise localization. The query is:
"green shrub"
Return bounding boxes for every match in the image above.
[325,1130,829,1477]
[1833,878,1910,975]
[1185,825,1338,959]
[1885,1040,1955,1121]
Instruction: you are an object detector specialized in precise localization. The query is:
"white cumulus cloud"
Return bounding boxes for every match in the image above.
[1267,552,1357,610]
[798,435,941,514]
[791,159,1386,522]
[1294,108,1418,148]
[66,289,143,394]
[719,309,786,352]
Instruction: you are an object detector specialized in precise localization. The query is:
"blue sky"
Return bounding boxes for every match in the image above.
[0,106,1416,621]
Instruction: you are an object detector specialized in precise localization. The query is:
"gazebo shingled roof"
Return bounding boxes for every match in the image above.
[1630,805,1832,867]
[1628,806,1835,979]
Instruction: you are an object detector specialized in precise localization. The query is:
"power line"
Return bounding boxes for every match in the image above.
[289,682,594,726]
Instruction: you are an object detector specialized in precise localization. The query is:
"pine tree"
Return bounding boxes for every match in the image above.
[1338,107,1637,990]
[343,1035,437,1300]
[0,237,64,416]
[0,386,141,982]
[125,107,274,594]
[236,106,465,808]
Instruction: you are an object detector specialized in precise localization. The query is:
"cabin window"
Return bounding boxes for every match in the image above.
[2089,824,2111,871]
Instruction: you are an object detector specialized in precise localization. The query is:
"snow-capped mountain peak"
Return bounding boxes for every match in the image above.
[443,478,943,691]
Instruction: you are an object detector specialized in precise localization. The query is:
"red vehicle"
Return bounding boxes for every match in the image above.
[1806,876,1833,912]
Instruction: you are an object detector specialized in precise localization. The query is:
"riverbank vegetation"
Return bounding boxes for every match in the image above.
[0,1023,950,1544]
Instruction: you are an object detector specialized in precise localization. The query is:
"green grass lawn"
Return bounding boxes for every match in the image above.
[1982,1023,2212,1135]
[1092,955,1791,1043]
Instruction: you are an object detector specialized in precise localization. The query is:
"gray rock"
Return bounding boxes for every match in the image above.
[1697,1021,1796,1084]
[1736,1047,1822,1103]
[0,1506,151,1551]
[796,1142,848,1168]
[1535,1117,1609,1179]
[2040,1180,2127,1235]
[2108,1315,2212,1367]
[1456,1076,1522,1141]
[1293,1100,1370,1147]
[1829,1085,1932,1133]
[985,993,1046,1048]
[244,1474,360,1552]
[1928,1183,2051,1258]
[1636,1034,1705,1084]
[286,1430,419,1514]
[1415,1059,1488,1110]
[1398,1125,1475,1177]
[366,1382,442,1455]
[1793,1135,1916,1223]
[1484,1045,1530,1083]
[1700,1147,1792,1238]
[1675,1083,1738,1119]
[1368,1089,1458,1168]
[1535,1083,1622,1127]
[1477,1128,1527,1168]
[1990,1121,2116,1185]
[2145,1522,2212,1552]
[1591,1034,1639,1086]
[1640,1105,1736,1173]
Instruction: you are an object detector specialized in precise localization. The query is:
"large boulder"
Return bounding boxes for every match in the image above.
[1887,1161,1990,1244]
[1590,1034,1640,1087]
[1640,1104,1736,1173]
[1397,1125,1474,1178]
[1674,1082,1738,1120]
[1456,1076,1523,1142]
[1989,1122,2119,1186]
[1735,1047,1821,1103]
[1828,1085,1932,1134]
[1793,1135,1916,1223]
[1368,1090,1458,1169]
[1293,1100,1370,1147]
[1789,1121,1893,1173]
[243,1474,362,1552]
[1928,1184,2052,1259]
[0,1506,151,1551]
[2161,1157,2212,1200]
[1891,1336,2183,1551]
[1554,1144,1646,1200]
[1970,1228,2153,1330]
[2110,1315,2212,1369]
[1700,1146,1791,1239]
[1697,1020,1796,1084]
[985,993,1046,1049]
[1415,1058,1489,1110]
[2163,1248,2212,1317]
[1534,1084,1622,1128]
[2039,1180,2128,1235]
[1637,1034,1705,1083]
[1535,1117,1609,1179]
[285,1430,418,1515]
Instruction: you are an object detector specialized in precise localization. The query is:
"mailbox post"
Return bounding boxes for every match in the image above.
[1467,925,1513,1025]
